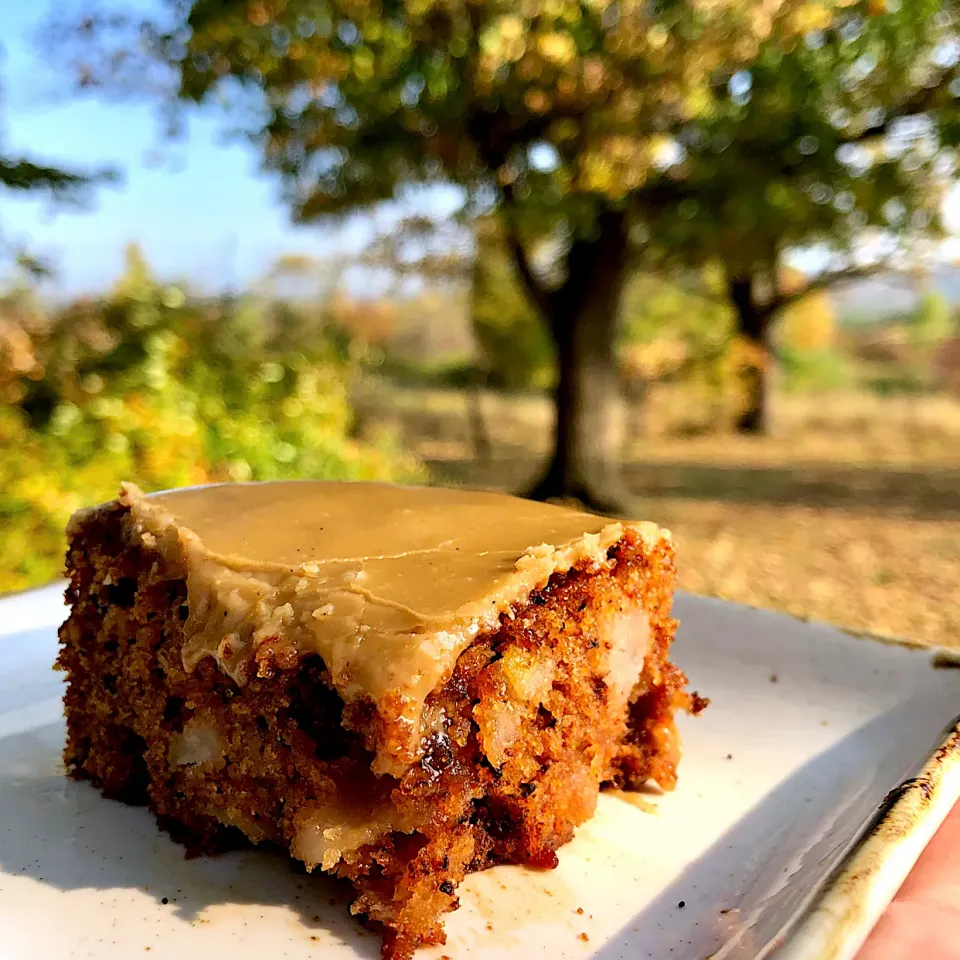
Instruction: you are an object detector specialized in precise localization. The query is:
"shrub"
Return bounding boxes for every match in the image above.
[909,291,953,347]
[0,247,422,592]
[779,345,853,393]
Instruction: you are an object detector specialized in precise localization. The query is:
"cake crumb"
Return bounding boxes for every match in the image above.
[576,907,584,915]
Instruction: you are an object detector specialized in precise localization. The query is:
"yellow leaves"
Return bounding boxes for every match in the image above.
[1,257,424,592]
[681,83,713,120]
[620,339,690,381]
[789,3,834,34]
[316,50,351,80]
[734,36,759,61]
[524,88,552,113]
[612,88,642,123]
[479,15,527,66]
[646,24,669,50]
[496,13,523,42]
[582,56,607,95]
[751,8,773,41]
[352,47,375,81]
[538,31,576,66]
[556,75,577,101]
[247,2,270,27]
[208,22,237,46]
[579,136,650,196]
[778,268,836,352]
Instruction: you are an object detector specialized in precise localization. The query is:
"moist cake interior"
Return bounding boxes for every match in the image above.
[58,482,703,959]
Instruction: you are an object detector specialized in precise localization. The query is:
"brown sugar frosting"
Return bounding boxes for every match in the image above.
[103,481,669,773]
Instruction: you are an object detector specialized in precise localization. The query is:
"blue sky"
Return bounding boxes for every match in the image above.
[0,1,380,295]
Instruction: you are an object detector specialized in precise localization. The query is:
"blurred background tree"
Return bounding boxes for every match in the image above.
[636,0,959,433]
[54,0,877,510]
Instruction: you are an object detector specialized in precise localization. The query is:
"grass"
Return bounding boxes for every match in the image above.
[361,379,960,648]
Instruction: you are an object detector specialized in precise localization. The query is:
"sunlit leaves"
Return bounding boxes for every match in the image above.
[0,246,424,591]
[83,0,838,233]
[640,0,959,282]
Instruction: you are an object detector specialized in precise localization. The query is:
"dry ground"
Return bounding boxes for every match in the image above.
[360,381,960,647]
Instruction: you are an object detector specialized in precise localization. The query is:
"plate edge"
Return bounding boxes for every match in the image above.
[769,717,960,960]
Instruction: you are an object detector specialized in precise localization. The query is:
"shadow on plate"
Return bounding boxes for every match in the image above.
[1,694,956,959]
[594,693,959,960]
[0,720,378,958]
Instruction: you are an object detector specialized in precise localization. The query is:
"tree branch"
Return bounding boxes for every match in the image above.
[839,74,958,144]
[498,191,554,320]
[0,156,118,198]
[763,261,908,317]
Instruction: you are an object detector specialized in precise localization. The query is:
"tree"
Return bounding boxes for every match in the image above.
[910,288,953,346]
[53,0,847,511]
[0,63,116,265]
[0,84,111,202]
[635,0,960,432]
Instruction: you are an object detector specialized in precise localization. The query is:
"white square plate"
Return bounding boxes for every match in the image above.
[1,584,959,960]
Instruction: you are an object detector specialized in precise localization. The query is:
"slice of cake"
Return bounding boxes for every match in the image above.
[58,481,704,958]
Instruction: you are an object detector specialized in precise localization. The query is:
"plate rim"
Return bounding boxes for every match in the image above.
[768,716,960,960]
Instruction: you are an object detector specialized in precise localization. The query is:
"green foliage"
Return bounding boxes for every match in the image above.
[0,245,423,593]
[641,0,957,278]
[472,219,554,390]
[0,156,115,199]
[619,271,752,428]
[777,274,837,353]
[620,270,733,354]
[909,290,954,346]
[780,345,853,392]
[865,370,928,396]
[58,0,844,239]
[168,0,806,229]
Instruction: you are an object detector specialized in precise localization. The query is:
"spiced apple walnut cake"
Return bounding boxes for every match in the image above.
[58,481,704,959]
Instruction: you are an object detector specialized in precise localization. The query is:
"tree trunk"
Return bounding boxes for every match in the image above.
[730,275,773,435]
[522,211,632,515]
[467,366,492,463]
